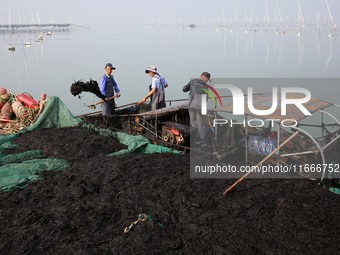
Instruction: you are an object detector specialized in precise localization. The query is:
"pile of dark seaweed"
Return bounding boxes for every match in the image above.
[0,127,339,255]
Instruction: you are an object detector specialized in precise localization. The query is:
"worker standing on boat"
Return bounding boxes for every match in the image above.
[139,65,168,111]
[183,72,211,148]
[99,63,121,116]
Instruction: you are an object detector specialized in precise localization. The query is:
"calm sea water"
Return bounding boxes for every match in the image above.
[0,25,339,116]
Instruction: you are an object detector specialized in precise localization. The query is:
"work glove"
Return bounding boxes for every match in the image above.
[116,92,121,98]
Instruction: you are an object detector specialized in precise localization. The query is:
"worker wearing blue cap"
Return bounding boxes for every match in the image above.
[99,63,121,115]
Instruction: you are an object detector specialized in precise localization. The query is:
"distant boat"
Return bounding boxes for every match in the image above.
[8,1,15,51]
[328,33,335,38]
[188,24,195,29]
[35,35,43,43]
[25,41,31,47]
[47,31,52,36]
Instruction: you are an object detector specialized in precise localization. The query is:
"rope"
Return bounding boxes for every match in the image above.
[124,214,164,234]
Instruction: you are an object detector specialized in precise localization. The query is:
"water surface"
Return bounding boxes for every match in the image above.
[0,25,339,115]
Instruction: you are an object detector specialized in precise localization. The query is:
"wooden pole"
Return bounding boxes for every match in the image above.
[223,131,299,196]
[87,95,118,109]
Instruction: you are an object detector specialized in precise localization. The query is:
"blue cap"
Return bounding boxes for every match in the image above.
[105,63,116,70]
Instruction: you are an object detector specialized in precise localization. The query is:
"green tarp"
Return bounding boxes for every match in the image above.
[78,122,183,155]
[329,187,340,194]
[0,97,81,191]
[0,96,182,192]
[0,159,68,192]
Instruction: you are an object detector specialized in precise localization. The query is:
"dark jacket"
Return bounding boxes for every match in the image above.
[183,78,207,110]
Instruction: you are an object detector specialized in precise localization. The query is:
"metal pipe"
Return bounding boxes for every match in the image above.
[245,115,248,165]
[128,114,131,134]
[155,115,158,141]
[318,110,340,126]
[135,121,157,136]
[321,111,324,138]
[322,134,340,151]
[289,126,326,181]
[138,117,157,133]
[277,123,281,155]
[281,150,315,157]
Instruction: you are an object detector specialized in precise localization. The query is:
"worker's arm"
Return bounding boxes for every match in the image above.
[183,82,190,92]
[139,88,156,104]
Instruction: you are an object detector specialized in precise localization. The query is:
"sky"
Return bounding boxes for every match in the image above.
[0,0,339,26]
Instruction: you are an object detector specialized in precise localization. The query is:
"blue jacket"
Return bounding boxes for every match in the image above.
[99,75,120,97]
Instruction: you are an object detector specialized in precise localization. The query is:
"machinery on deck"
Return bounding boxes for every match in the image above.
[81,101,191,147]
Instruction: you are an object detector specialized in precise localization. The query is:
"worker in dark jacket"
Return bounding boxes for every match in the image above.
[183,72,211,148]
[99,63,121,116]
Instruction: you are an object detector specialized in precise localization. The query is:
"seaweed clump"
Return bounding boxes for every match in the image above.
[70,79,105,99]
